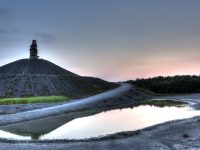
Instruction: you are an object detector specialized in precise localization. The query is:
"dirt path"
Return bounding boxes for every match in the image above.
[0,83,132,126]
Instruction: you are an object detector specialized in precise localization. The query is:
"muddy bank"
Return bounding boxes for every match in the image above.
[0,103,64,115]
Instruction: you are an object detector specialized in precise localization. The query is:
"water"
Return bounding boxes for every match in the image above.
[1,104,200,140]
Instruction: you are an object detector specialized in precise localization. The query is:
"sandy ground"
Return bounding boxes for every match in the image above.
[1,85,200,149]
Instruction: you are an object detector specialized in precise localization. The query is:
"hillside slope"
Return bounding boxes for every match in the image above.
[0,59,116,98]
[0,59,76,76]
[0,74,116,98]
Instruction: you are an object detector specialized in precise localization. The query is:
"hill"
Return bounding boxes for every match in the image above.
[0,59,117,98]
[0,59,76,76]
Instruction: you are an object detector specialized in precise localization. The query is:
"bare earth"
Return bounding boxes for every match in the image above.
[0,84,200,150]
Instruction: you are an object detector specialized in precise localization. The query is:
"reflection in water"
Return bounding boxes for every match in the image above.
[0,130,31,140]
[1,105,200,140]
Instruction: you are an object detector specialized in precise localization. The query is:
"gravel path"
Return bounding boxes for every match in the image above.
[0,83,132,126]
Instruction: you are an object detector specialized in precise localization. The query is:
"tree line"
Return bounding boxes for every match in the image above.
[127,75,200,94]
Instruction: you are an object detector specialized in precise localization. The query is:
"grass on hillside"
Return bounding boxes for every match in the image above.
[0,96,69,105]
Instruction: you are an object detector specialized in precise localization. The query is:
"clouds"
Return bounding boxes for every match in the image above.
[33,32,55,41]
[0,29,56,42]
[1,1,200,81]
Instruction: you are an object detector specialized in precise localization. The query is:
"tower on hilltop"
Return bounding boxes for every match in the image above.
[30,40,38,59]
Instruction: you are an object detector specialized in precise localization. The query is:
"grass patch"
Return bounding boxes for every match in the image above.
[0,96,69,105]
[141,100,187,107]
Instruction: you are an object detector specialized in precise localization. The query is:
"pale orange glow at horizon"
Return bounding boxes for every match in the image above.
[1,1,200,82]
[67,53,200,81]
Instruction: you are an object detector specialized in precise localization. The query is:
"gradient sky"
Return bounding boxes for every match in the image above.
[0,0,200,81]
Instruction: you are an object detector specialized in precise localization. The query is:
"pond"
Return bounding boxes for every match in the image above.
[1,102,200,140]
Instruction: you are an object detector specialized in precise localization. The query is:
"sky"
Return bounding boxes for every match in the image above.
[0,0,200,81]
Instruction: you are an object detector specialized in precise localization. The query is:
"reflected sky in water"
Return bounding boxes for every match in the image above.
[0,130,31,140]
[1,105,200,140]
[41,105,200,139]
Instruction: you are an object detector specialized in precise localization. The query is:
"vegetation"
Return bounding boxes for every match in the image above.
[142,100,187,107]
[127,75,200,94]
[0,96,69,105]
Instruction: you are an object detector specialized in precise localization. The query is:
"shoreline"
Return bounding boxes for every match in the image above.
[0,115,200,149]
[1,85,200,149]
[1,115,199,143]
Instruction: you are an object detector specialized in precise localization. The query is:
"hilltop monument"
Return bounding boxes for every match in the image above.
[0,40,113,98]
[30,40,38,59]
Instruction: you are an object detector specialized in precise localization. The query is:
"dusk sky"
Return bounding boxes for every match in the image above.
[1,0,200,81]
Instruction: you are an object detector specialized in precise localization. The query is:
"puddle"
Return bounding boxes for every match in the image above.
[1,102,200,140]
